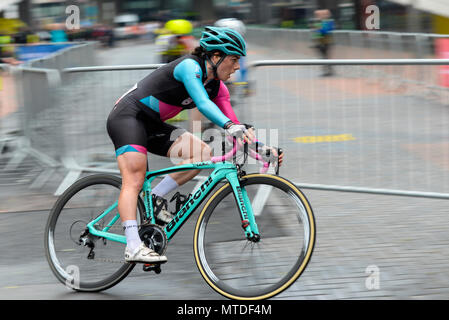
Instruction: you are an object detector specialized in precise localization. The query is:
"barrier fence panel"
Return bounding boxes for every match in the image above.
[0,64,18,153]
[26,42,97,71]
[246,28,449,60]
[247,59,449,198]
[7,58,449,199]
[0,64,15,138]
[9,67,62,169]
[53,65,166,193]
[1,42,97,175]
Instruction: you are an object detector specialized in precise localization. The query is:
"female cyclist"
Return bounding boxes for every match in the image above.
[107,26,283,264]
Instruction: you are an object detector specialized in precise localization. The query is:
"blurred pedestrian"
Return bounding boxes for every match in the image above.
[311,9,335,76]
[13,26,30,44]
[155,19,195,63]
[214,18,248,88]
[48,24,68,42]
[0,34,21,65]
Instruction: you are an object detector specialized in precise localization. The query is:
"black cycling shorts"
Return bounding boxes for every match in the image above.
[106,95,186,157]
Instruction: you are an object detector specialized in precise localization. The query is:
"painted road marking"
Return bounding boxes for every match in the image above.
[293,134,356,144]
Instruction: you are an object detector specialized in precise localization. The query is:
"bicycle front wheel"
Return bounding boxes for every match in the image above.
[194,174,316,300]
[44,174,144,292]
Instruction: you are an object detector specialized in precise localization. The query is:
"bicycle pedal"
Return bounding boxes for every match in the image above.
[143,263,162,274]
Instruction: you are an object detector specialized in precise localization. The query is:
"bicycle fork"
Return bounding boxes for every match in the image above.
[226,173,260,242]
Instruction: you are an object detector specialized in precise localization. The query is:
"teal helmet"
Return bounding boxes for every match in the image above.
[199,26,246,56]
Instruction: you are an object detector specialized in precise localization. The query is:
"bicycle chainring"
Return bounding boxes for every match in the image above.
[138,224,168,255]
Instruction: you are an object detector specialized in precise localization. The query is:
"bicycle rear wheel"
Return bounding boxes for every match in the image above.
[194,174,316,300]
[44,174,144,292]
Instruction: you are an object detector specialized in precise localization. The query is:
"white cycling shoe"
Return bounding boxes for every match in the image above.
[124,242,167,264]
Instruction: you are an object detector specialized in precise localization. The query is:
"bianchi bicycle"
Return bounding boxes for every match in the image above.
[44,139,316,300]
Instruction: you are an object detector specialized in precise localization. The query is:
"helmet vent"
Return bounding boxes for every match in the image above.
[226,33,243,49]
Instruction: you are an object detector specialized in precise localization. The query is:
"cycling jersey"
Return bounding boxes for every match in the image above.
[107,54,241,157]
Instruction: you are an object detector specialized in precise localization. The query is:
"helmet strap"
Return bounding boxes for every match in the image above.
[206,54,226,80]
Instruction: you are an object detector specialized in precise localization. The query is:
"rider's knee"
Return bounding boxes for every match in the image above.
[123,174,145,191]
[121,165,146,191]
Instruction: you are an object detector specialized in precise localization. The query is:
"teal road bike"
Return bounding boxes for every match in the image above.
[44,140,316,300]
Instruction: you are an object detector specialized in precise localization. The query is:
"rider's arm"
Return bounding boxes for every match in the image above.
[212,81,240,124]
[211,81,282,162]
[173,59,231,128]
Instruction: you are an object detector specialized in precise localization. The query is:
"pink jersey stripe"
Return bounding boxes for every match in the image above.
[129,144,147,154]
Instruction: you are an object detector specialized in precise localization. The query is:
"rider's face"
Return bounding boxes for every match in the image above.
[210,54,240,81]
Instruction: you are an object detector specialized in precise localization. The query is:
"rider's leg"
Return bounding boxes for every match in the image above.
[117,151,147,251]
[166,131,212,185]
[116,151,168,263]
[148,132,211,199]
[151,174,178,197]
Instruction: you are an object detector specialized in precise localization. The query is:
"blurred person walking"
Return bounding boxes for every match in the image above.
[0,35,21,65]
[155,19,196,63]
[311,9,335,76]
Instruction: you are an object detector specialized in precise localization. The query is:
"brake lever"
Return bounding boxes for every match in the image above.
[243,142,248,164]
[275,148,282,175]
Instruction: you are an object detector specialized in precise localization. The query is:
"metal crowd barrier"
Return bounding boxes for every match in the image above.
[4,56,449,200]
[246,28,449,96]
[27,42,96,71]
[247,28,449,59]
[44,58,449,200]
[0,65,61,191]
[0,63,15,152]
[246,58,449,199]
[0,42,96,187]
[53,64,163,194]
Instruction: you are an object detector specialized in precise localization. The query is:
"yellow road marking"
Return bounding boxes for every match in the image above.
[293,134,356,144]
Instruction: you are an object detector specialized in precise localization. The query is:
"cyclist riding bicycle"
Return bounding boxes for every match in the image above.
[107,26,283,264]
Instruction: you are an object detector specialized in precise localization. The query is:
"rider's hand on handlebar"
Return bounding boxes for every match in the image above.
[224,122,255,144]
[260,145,284,167]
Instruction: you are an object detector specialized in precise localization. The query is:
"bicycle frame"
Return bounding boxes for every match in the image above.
[85,160,259,245]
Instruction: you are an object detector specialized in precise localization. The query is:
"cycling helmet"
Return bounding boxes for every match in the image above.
[199,26,246,56]
[214,18,246,36]
[164,19,193,35]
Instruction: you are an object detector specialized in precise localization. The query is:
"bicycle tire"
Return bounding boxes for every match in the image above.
[44,174,145,292]
[193,173,316,300]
